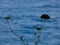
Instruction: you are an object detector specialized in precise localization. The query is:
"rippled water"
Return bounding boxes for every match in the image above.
[0,0,60,45]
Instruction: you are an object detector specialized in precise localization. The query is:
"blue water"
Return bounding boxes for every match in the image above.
[0,0,60,45]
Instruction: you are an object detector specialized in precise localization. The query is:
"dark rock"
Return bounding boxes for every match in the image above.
[36,27,42,31]
[40,14,50,19]
[4,16,11,19]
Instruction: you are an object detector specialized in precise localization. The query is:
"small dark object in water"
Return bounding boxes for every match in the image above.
[4,16,11,19]
[36,27,42,31]
[34,32,36,35]
[40,14,50,19]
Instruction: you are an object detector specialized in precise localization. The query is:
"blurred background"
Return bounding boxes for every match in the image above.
[0,0,60,45]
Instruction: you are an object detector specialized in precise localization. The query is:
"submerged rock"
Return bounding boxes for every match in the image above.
[40,14,50,19]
